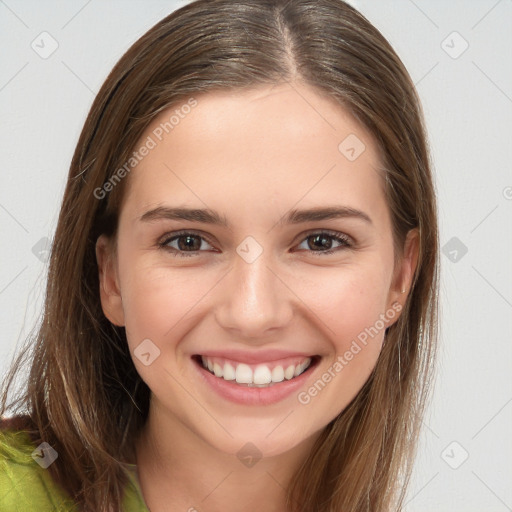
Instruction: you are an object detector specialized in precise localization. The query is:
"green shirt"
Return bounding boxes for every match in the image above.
[0,428,149,511]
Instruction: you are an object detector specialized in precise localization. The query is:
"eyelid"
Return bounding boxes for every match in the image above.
[296,228,353,245]
[157,228,354,256]
[158,229,217,250]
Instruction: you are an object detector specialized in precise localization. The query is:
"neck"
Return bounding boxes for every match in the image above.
[134,399,318,512]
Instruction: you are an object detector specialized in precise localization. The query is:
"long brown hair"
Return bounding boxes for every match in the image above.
[1,0,439,510]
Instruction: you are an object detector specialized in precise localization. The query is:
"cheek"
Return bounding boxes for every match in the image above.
[293,261,391,346]
[291,262,392,412]
[117,259,220,396]
[119,249,392,356]
[120,260,215,348]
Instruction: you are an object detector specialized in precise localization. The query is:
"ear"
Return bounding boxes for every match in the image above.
[96,234,125,326]
[388,228,420,313]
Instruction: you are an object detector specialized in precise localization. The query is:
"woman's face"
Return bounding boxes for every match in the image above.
[97,82,416,458]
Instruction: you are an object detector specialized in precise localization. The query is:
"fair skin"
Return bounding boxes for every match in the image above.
[96,82,418,512]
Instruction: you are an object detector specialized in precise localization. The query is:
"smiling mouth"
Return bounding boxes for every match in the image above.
[192,354,321,387]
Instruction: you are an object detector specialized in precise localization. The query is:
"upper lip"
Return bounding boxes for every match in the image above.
[194,349,317,364]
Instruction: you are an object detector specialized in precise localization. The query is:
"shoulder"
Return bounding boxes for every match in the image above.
[0,416,149,512]
[0,416,76,512]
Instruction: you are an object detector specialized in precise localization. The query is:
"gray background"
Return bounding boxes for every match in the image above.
[1,1,511,510]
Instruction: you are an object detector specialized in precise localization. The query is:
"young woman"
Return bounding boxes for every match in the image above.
[0,0,439,510]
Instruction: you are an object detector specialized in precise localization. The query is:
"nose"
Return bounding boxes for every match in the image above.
[214,249,294,339]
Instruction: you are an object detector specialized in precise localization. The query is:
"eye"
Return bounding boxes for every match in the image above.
[158,231,216,257]
[295,230,352,255]
[158,229,352,258]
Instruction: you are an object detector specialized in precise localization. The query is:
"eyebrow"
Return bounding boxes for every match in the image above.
[138,205,372,227]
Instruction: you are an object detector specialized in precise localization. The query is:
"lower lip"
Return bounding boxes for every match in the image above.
[192,356,320,406]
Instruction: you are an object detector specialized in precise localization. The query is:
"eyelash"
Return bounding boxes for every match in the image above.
[157,229,353,258]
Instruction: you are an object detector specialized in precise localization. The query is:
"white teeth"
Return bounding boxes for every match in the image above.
[200,356,313,385]
[223,362,236,380]
[271,365,284,383]
[213,362,223,378]
[284,365,295,380]
[294,358,311,377]
[253,365,272,385]
[235,363,253,384]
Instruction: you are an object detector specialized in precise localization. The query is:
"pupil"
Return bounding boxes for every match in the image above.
[310,234,331,250]
[179,235,200,251]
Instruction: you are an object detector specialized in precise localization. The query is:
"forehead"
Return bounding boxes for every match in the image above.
[121,83,388,226]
